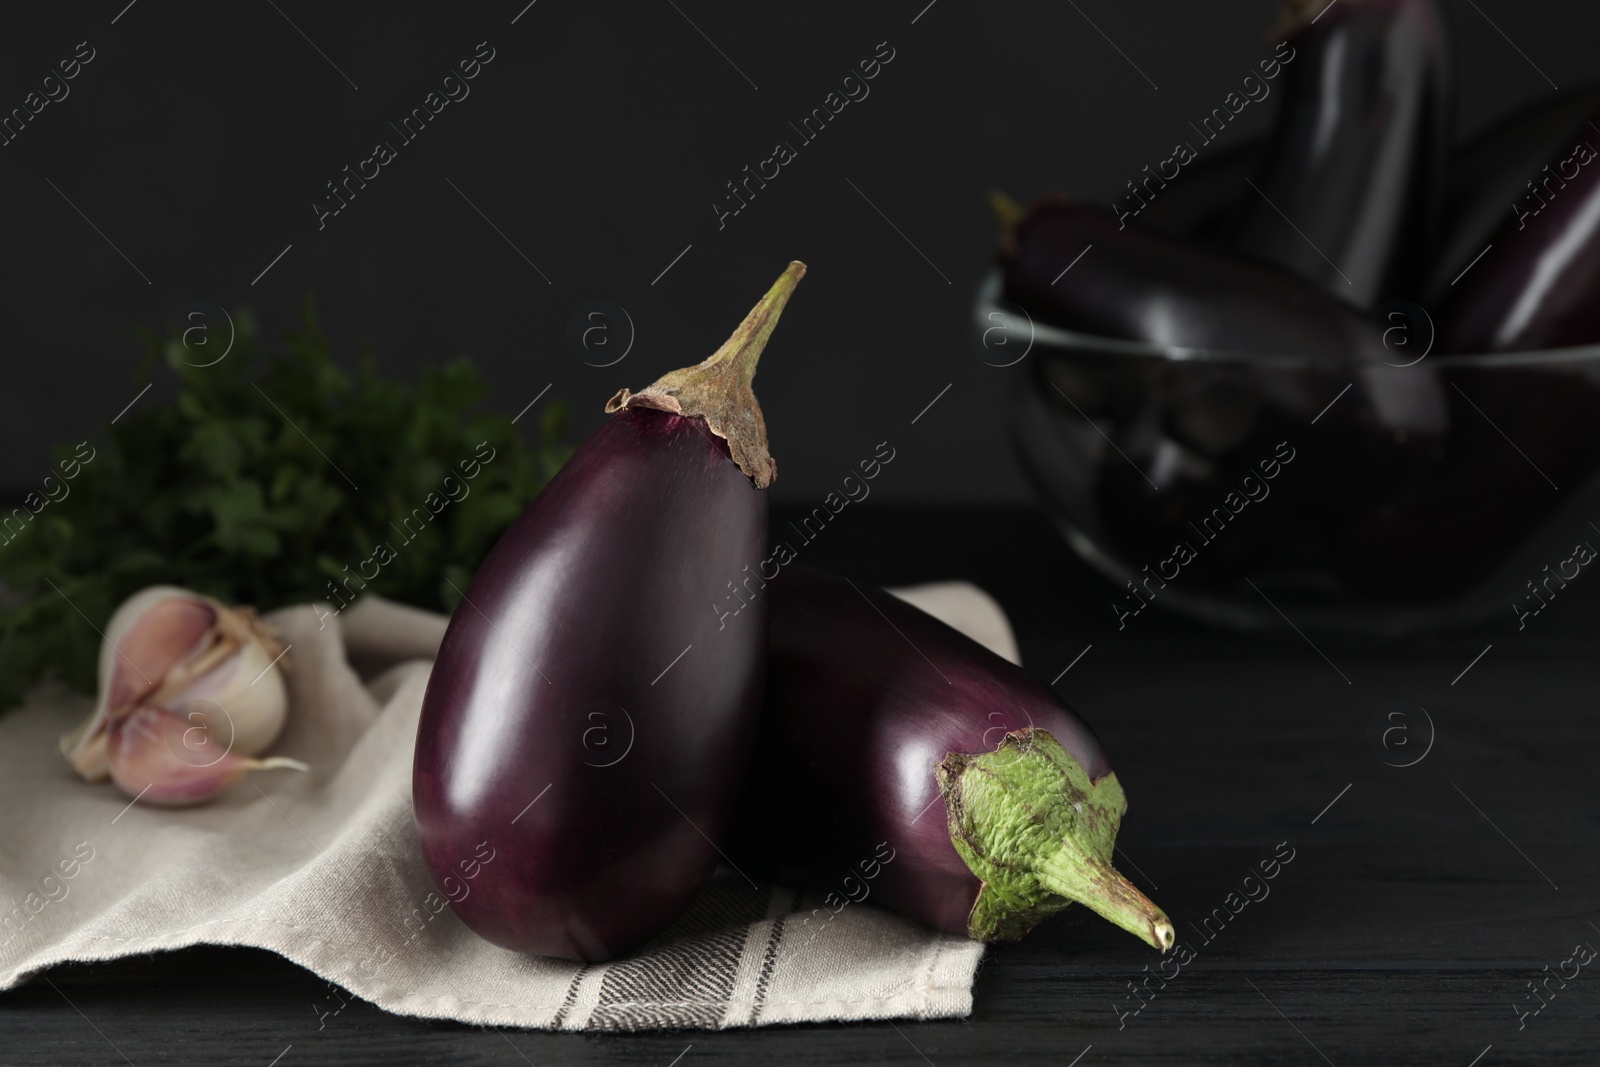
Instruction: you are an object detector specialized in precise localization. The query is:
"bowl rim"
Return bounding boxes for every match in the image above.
[972,270,1600,369]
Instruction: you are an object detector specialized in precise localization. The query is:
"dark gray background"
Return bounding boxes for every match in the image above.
[2,0,1595,504]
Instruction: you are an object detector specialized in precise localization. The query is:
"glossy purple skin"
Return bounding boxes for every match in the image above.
[1133,138,1264,241]
[732,566,1109,937]
[1002,199,1447,501]
[413,407,766,961]
[1235,0,1451,306]
[1439,103,1600,353]
[1005,199,1390,364]
[1424,82,1600,302]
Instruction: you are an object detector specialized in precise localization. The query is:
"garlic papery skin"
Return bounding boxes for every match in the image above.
[59,586,293,803]
[59,587,216,779]
[107,704,307,806]
[140,595,290,761]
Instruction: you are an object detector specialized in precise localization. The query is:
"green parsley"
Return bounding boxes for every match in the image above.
[0,296,570,713]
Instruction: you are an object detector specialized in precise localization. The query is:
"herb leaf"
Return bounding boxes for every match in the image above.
[0,297,571,713]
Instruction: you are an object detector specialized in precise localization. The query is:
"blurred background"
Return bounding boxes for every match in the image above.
[4,0,1599,506]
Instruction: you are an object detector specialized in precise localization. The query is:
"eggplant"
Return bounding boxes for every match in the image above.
[733,566,1174,951]
[1005,197,1394,361]
[1009,354,1311,589]
[1329,364,1600,599]
[1342,93,1600,593]
[413,262,805,961]
[1233,0,1451,306]
[1131,138,1265,242]
[1437,103,1600,352]
[1001,197,1447,518]
[1424,82,1600,303]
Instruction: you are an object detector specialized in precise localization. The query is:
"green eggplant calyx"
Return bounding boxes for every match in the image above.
[1275,0,1346,38]
[987,189,1024,238]
[937,727,1175,951]
[606,260,805,489]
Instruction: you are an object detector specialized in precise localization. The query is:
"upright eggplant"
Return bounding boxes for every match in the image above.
[1234,0,1451,306]
[413,262,805,961]
[1351,106,1600,593]
[1438,104,1600,352]
[734,566,1174,951]
[1423,82,1600,303]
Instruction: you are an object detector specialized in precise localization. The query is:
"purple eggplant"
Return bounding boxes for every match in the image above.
[1341,96,1600,592]
[1328,365,1600,599]
[1234,0,1451,306]
[413,262,805,961]
[1424,82,1600,302]
[1438,104,1600,352]
[1005,197,1397,361]
[733,566,1174,951]
[1001,197,1447,516]
[1131,138,1266,242]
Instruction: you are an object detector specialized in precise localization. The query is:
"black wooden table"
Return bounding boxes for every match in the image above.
[5,508,1597,1065]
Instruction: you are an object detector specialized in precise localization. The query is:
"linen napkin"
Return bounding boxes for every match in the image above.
[0,583,1016,1031]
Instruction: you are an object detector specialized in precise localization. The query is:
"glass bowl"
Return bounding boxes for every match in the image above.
[974,271,1600,636]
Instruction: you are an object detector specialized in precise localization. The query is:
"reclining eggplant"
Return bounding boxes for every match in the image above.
[1000,196,1447,537]
[733,565,1174,951]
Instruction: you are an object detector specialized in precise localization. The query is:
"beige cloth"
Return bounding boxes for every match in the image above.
[0,583,1018,1030]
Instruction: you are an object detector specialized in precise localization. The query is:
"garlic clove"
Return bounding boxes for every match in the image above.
[60,585,292,794]
[106,704,307,807]
[107,592,218,715]
[157,622,289,760]
[60,586,218,779]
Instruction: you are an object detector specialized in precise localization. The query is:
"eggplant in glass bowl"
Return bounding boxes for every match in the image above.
[981,270,1600,636]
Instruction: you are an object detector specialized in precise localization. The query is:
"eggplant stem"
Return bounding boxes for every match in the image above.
[987,190,1024,236]
[1274,0,1347,38]
[605,261,805,489]
[1036,843,1176,952]
[937,727,1174,951]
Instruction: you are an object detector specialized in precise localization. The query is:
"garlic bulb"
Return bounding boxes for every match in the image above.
[59,586,303,805]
